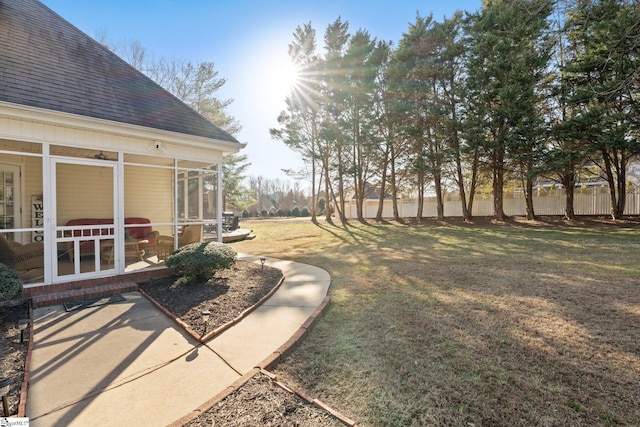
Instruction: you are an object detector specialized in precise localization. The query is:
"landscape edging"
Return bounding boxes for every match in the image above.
[139,274,286,344]
[168,292,356,427]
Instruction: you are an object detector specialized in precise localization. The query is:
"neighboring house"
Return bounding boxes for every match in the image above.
[0,0,244,295]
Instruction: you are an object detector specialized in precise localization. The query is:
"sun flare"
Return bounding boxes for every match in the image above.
[255,48,303,110]
[275,58,300,94]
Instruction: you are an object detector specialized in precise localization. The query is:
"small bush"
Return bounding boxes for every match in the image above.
[260,209,269,217]
[242,210,250,218]
[0,263,22,301]
[300,207,311,217]
[165,242,237,284]
[291,206,300,217]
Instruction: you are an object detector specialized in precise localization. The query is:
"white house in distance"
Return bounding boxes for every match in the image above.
[0,0,244,300]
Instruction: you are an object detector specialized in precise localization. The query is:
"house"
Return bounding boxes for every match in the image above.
[0,0,244,298]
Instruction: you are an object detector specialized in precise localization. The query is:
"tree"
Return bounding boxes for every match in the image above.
[433,12,477,221]
[395,14,437,221]
[271,22,323,222]
[465,0,553,221]
[542,1,591,219]
[563,0,640,219]
[322,18,351,223]
[222,154,253,212]
[372,40,405,221]
[341,30,384,221]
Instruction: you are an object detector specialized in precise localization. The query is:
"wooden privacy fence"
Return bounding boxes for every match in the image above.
[343,191,640,219]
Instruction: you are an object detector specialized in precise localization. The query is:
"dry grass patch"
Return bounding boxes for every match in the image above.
[234,217,640,426]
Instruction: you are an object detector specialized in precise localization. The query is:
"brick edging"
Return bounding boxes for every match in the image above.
[138,288,202,340]
[166,293,344,426]
[253,294,358,426]
[264,368,358,427]
[166,368,261,427]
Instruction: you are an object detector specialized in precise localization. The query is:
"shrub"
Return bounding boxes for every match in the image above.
[165,242,237,284]
[242,209,250,218]
[261,209,269,217]
[291,206,300,217]
[300,207,311,217]
[277,208,286,217]
[0,263,22,301]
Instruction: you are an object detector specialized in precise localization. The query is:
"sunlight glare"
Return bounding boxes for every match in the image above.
[278,58,300,93]
[264,56,300,102]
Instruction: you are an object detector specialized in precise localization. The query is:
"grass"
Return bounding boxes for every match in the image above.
[233,217,640,426]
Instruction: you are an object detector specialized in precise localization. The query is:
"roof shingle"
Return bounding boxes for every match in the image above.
[0,0,240,144]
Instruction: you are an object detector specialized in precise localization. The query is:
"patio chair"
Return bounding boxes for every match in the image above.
[155,223,203,261]
[0,233,44,272]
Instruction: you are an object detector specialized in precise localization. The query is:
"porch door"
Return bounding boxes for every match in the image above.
[0,163,21,237]
[52,159,118,282]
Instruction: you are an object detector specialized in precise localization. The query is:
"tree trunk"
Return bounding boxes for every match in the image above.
[561,171,576,220]
[524,175,535,220]
[337,145,347,223]
[615,153,627,219]
[434,172,444,220]
[390,144,400,221]
[417,168,425,221]
[602,150,620,220]
[466,146,480,219]
[310,120,318,223]
[323,155,333,222]
[375,147,389,221]
[455,155,470,221]
[493,148,506,221]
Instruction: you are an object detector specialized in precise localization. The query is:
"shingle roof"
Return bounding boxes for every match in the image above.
[0,0,240,144]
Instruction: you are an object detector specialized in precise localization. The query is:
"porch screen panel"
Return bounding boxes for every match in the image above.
[56,164,114,223]
[188,171,200,220]
[0,149,45,284]
[0,168,16,231]
[124,165,173,236]
[56,163,114,276]
[177,169,217,222]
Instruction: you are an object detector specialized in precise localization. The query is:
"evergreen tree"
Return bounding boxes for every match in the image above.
[563,0,640,219]
[465,0,553,220]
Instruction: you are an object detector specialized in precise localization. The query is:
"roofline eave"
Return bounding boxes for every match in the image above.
[0,101,245,153]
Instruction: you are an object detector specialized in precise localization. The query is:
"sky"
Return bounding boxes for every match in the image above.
[41,0,482,186]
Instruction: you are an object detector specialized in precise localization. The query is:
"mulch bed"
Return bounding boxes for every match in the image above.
[137,260,283,333]
[183,372,345,427]
[0,301,29,417]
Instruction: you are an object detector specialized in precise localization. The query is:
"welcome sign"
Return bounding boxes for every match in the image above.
[32,194,43,242]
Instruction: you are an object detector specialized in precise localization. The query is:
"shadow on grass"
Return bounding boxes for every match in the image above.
[237,218,640,426]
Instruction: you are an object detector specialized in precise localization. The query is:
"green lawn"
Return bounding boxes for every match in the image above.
[234,217,640,426]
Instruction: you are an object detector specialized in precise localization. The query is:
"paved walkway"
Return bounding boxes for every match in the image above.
[26,254,330,426]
